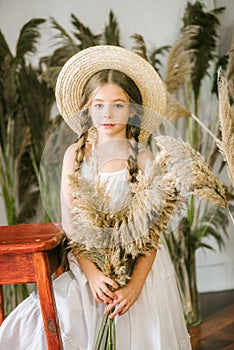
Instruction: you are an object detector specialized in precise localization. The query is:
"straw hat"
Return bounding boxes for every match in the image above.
[55,45,167,142]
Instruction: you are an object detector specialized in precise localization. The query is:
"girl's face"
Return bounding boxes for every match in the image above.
[90,83,131,140]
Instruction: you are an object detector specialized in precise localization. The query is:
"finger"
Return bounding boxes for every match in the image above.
[104,300,116,314]
[98,289,115,304]
[118,304,129,316]
[95,287,112,304]
[110,302,128,319]
[104,277,118,290]
[101,285,117,300]
[104,297,121,314]
[95,292,105,304]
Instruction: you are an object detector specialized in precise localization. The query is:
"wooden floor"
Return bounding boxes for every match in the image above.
[189,290,234,350]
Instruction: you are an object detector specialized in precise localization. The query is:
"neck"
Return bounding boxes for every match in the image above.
[95,129,127,145]
[92,138,130,169]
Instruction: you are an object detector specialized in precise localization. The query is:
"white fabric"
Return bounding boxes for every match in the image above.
[0,163,192,350]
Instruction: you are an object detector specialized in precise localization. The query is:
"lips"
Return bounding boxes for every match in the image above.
[103,123,114,127]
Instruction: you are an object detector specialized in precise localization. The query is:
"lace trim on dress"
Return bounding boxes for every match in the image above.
[155,265,175,280]
[169,334,191,350]
[60,329,86,350]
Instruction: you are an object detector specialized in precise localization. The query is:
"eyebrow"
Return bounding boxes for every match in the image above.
[92,98,128,103]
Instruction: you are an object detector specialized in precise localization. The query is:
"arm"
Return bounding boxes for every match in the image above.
[60,143,77,235]
[60,144,118,304]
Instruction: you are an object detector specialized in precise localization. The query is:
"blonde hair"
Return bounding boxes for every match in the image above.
[75,69,143,183]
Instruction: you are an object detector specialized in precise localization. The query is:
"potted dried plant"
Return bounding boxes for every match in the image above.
[161,1,234,326]
[0,18,55,313]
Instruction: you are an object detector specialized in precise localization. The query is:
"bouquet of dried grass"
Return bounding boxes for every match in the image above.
[66,135,227,348]
[67,147,184,349]
[68,153,185,287]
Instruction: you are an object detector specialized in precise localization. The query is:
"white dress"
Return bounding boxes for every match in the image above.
[0,163,192,350]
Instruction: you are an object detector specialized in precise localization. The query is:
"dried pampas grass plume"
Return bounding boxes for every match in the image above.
[226,34,234,104]
[155,135,227,208]
[164,92,191,122]
[217,68,234,186]
[164,25,199,94]
[131,33,148,60]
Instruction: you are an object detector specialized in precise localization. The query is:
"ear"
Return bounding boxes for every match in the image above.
[129,105,136,119]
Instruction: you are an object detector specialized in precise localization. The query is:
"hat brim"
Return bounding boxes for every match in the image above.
[55,45,167,141]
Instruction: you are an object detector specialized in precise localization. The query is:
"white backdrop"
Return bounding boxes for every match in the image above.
[0,0,234,292]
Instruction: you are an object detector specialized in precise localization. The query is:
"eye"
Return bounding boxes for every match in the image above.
[113,103,124,109]
[94,103,103,108]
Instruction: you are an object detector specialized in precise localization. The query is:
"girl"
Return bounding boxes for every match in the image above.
[0,45,192,349]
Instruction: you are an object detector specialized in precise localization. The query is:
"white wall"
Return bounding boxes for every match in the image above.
[0,0,187,54]
[0,0,234,292]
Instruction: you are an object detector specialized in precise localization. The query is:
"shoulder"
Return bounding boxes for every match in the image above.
[62,142,93,174]
[62,143,79,171]
[63,143,78,159]
[137,148,154,171]
[63,142,92,162]
[62,143,78,175]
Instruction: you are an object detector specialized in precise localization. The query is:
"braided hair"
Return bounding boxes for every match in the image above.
[75,69,143,182]
[74,108,92,173]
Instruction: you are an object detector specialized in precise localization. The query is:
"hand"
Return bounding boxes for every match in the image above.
[88,269,118,305]
[104,282,142,318]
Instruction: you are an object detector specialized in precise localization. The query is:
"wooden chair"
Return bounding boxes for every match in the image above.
[0,222,64,350]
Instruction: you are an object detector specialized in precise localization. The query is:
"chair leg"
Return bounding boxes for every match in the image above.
[33,252,63,350]
[0,285,4,325]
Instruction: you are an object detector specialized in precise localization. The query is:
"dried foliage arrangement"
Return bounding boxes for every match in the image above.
[64,134,228,344]
[67,152,181,348]
[68,156,180,286]
[161,1,233,326]
[0,18,56,313]
[67,136,228,285]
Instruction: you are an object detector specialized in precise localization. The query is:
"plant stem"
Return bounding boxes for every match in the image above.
[94,312,116,350]
[227,205,234,226]
[106,318,116,349]
[191,113,220,144]
[94,313,109,350]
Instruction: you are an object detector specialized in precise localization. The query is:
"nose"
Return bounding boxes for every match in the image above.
[103,104,112,119]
